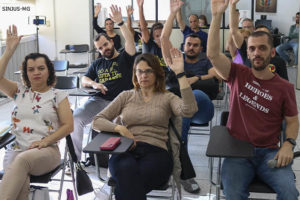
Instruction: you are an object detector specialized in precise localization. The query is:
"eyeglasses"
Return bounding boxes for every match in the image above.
[243,26,254,29]
[136,69,154,75]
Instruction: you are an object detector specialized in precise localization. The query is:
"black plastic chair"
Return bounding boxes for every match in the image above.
[207,111,300,200]
[52,60,69,72]
[55,76,79,90]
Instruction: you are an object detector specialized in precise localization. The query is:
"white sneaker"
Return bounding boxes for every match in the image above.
[94,187,109,200]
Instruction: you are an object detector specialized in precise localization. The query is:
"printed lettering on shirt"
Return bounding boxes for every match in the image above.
[97,61,122,83]
[155,55,166,67]
[239,81,273,113]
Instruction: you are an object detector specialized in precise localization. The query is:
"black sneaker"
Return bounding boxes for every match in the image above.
[180,178,201,194]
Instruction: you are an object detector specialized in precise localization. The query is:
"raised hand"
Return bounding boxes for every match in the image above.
[94,3,101,16]
[168,48,184,74]
[126,5,134,16]
[6,25,22,53]
[211,0,229,16]
[109,5,123,24]
[170,0,184,14]
[230,0,239,5]
[136,0,144,8]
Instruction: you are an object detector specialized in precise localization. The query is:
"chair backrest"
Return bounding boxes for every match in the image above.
[65,44,89,53]
[53,60,69,71]
[55,76,79,90]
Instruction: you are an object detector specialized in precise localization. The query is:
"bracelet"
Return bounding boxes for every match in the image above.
[196,75,202,80]
[118,21,124,26]
[176,72,186,79]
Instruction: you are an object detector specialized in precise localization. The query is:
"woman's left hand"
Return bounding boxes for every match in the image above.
[28,139,49,150]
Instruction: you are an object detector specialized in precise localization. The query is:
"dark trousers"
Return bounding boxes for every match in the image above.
[109,142,173,200]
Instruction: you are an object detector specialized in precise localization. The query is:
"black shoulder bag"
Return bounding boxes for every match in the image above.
[169,120,196,180]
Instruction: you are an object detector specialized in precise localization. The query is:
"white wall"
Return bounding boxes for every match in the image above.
[36,0,90,64]
[225,0,300,35]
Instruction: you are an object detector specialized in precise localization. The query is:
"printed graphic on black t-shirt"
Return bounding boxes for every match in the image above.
[84,50,134,100]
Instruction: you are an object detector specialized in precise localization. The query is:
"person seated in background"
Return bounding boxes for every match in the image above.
[93,3,122,51]
[136,0,167,68]
[208,1,299,199]
[92,50,197,200]
[230,5,288,80]
[276,12,299,67]
[71,5,136,161]
[161,1,215,194]
[176,7,208,52]
[0,25,73,200]
[126,5,142,49]
[226,28,251,64]
[199,14,209,28]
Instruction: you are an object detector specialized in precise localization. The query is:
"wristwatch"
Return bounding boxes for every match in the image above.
[285,138,296,149]
[196,75,202,80]
[176,72,186,79]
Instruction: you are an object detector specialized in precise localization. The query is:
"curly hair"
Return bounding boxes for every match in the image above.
[132,53,166,93]
[21,53,56,87]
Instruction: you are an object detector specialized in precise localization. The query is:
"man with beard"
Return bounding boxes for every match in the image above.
[276,12,299,67]
[230,3,289,80]
[176,8,208,52]
[161,1,216,194]
[207,0,299,199]
[71,5,136,160]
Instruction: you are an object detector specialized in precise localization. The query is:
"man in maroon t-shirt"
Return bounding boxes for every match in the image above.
[206,0,299,199]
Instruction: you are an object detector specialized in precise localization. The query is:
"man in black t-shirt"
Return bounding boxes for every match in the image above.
[71,5,136,160]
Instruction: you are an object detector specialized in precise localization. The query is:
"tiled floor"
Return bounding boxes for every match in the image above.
[0,66,300,200]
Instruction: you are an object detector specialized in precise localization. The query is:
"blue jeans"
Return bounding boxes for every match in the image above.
[222,148,299,200]
[276,41,298,65]
[181,90,214,147]
[109,142,173,200]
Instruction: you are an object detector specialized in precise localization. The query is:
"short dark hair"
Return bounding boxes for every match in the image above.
[21,53,56,87]
[242,18,253,24]
[94,33,111,42]
[105,18,114,23]
[189,14,199,19]
[150,22,163,39]
[296,12,300,15]
[199,15,208,25]
[248,31,274,48]
[185,33,202,46]
[132,53,166,93]
[255,24,270,32]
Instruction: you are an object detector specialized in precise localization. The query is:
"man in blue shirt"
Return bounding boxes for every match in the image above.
[161,1,218,194]
[176,7,208,52]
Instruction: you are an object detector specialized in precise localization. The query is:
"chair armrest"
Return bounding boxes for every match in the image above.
[206,126,254,158]
[0,133,16,149]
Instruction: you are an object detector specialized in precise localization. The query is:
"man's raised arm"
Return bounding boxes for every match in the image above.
[110,5,136,56]
[137,0,150,43]
[176,5,186,31]
[207,0,231,80]
[230,0,244,49]
[161,0,184,66]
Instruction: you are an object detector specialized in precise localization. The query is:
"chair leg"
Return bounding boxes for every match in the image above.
[57,148,68,200]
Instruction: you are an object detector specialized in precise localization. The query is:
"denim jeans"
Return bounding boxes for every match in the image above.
[222,147,299,200]
[276,41,298,65]
[181,90,214,147]
[109,142,173,200]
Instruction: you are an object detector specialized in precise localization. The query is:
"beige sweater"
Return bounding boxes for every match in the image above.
[92,87,198,150]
